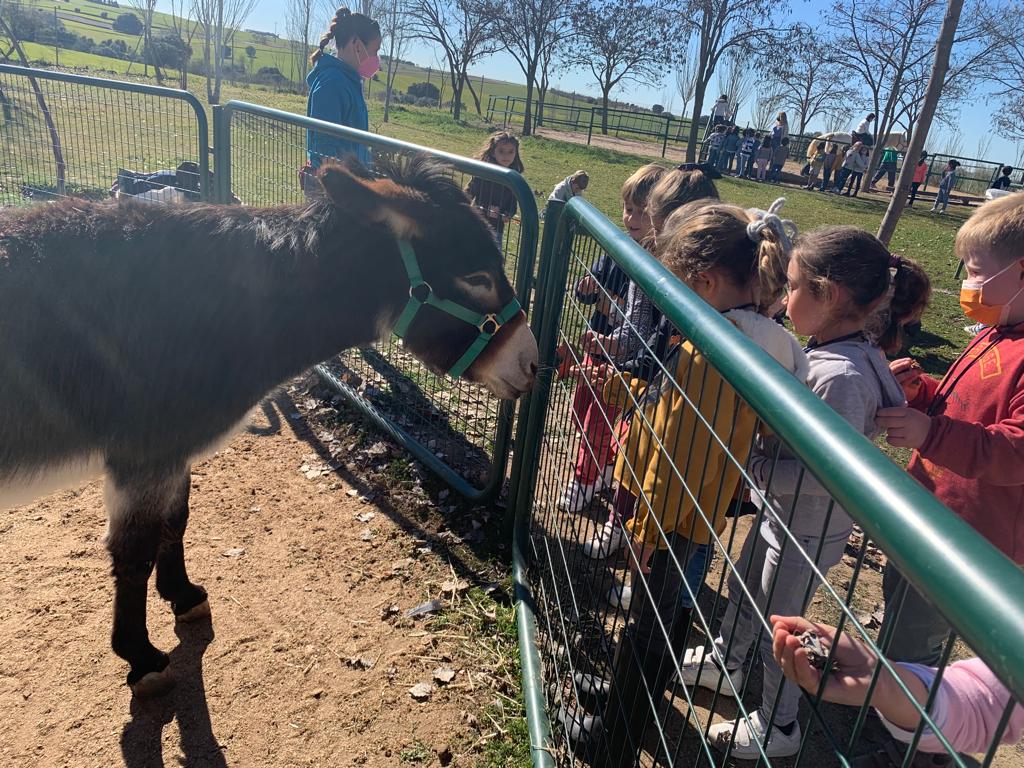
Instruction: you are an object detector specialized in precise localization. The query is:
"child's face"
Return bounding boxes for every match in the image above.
[622,200,653,243]
[962,249,1024,324]
[494,141,518,168]
[784,256,830,337]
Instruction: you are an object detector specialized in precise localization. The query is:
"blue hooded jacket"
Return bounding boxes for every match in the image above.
[306,52,370,167]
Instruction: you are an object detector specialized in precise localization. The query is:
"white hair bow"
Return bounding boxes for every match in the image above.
[746,198,798,252]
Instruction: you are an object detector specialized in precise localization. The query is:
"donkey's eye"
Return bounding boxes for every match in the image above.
[462,275,493,288]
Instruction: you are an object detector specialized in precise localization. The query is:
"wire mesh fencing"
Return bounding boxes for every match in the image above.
[219,101,539,501]
[0,64,209,207]
[509,199,1024,768]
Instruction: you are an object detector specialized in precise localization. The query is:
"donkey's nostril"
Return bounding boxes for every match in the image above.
[529,362,538,376]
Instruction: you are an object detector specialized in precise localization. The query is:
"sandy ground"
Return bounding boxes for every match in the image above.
[0,384,510,768]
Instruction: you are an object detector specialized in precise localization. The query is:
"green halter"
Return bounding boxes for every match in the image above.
[391,239,523,379]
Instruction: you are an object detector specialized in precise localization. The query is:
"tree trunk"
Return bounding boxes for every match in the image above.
[213,0,223,103]
[600,86,611,135]
[877,0,963,246]
[204,28,213,102]
[0,16,65,196]
[522,63,537,136]
[452,74,463,121]
[536,84,546,126]
[464,73,483,116]
[686,75,708,163]
[383,33,398,123]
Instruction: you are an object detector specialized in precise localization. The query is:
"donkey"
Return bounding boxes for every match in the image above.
[0,154,537,697]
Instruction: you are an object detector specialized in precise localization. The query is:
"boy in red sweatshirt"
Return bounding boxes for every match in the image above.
[876,192,1024,665]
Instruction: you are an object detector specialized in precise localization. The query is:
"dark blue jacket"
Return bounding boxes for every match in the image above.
[306,53,370,167]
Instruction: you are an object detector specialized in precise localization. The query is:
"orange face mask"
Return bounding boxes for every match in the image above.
[960,260,1024,326]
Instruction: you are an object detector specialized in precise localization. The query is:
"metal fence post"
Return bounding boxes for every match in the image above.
[662,114,671,158]
[211,105,231,205]
[587,108,595,145]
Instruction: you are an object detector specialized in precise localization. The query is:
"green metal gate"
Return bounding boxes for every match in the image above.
[508,197,1024,767]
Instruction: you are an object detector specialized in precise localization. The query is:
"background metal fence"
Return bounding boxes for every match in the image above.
[507,198,1024,768]
[213,101,539,502]
[0,63,209,206]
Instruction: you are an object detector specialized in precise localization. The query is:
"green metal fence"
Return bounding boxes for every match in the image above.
[213,100,540,502]
[0,63,209,205]
[508,197,1024,767]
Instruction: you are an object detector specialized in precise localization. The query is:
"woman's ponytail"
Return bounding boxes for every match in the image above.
[309,7,381,66]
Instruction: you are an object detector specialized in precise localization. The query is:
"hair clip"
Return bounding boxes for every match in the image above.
[746,198,797,251]
[889,254,903,269]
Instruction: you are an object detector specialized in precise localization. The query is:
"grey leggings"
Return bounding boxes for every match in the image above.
[714,521,848,726]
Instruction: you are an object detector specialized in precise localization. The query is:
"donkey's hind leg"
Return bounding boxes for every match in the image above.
[105,464,183,697]
[155,469,210,622]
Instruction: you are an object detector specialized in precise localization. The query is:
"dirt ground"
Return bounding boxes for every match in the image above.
[0,380,515,768]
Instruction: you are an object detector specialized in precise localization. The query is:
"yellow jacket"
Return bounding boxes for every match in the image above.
[602,310,809,550]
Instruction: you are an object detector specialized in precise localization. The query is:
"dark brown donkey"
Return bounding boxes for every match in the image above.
[0,155,537,697]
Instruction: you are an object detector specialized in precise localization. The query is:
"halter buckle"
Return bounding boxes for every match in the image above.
[409,281,432,302]
[479,314,501,335]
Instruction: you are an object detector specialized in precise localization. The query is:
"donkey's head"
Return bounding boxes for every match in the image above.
[316,156,537,399]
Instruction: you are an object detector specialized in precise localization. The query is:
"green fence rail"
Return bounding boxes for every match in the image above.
[508,197,1024,767]
[213,100,540,503]
[0,63,210,205]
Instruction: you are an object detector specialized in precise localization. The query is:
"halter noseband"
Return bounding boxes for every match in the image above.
[391,239,522,379]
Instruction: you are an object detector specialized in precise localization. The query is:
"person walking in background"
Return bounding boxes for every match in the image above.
[868,145,900,191]
[991,165,1014,190]
[771,112,789,149]
[466,131,525,243]
[768,137,789,183]
[303,7,381,193]
[833,141,867,195]
[818,143,838,192]
[930,159,959,213]
[722,126,741,173]
[908,152,929,206]
[737,128,758,179]
[805,141,826,189]
[755,136,773,182]
[548,170,589,203]
[851,113,876,147]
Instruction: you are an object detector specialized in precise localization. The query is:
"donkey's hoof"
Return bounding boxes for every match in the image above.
[175,598,211,623]
[129,667,175,698]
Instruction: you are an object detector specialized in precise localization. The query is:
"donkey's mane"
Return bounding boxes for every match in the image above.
[356,152,472,209]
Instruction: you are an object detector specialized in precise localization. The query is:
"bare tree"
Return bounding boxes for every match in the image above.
[878,0,963,245]
[379,0,411,122]
[940,128,964,157]
[981,7,1024,142]
[124,0,165,83]
[194,0,257,103]
[534,14,570,126]
[168,0,201,88]
[674,43,699,123]
[823,106,854,134]
[285,0,317,93]
[762,23,842,134]
[408,0,498,121]
[573,0,672,134]
[673,0,782,161]
[494,0,565,135]
[753,87,785,131]
[716,48,754,123]
[975,132,994,160]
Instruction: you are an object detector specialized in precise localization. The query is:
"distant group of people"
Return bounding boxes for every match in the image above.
[702,105,792,183]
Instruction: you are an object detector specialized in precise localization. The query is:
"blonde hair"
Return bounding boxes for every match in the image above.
[956,191,1024,268]
[657,201,791,311]
[646,167,720,232]
[621,163,667,207]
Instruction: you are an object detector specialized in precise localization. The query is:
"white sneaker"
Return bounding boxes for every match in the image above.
[581,520,627,559]
[608,582,631,611]
[708,710,802,759]
[964,322,988,336]
[558,477,597,512]
[677,646,741,698]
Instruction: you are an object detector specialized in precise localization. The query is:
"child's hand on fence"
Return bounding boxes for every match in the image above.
[890,358,924,400]
[567,361,611,389]
[876,407,932,449]
[627,536,653,575]
[577,275,599,296]
[578,330,612,356]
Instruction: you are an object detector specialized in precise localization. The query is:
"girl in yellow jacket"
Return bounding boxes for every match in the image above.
[569,200,809,765]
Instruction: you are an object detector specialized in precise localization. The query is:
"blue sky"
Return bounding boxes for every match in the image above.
[166,0,1019,162]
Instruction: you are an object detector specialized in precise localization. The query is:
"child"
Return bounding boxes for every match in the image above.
[834,142,867,196]
[818,143,838,192]
[930,159,959,213]
[681,227,931,759]
[705,124,728,168]
[805,141,826,189]
[755,135,773,182]
[768,136,789,183]
[737,128,758,179]
[877,192,1024,665]
[559,164,666,513]
[990,165,1013,191]
[466,131,524,243]
[722,126,740,173]
[568,199,808,765]
[908,151,929,206]
[578,167,721,556]
[868,144,900,191]
[548,170,589,202]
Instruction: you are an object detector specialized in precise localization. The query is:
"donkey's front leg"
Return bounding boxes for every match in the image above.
[105,466,181,697]
[155,470,210,622]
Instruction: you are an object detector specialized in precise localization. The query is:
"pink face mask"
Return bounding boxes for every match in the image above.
[355,44,380,79]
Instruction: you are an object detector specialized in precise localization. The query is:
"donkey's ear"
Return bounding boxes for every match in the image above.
[316,161,424,239]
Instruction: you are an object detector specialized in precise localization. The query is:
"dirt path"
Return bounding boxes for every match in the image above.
[0,383,509,768]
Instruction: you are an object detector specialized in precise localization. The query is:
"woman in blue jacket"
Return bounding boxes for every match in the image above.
[304,7,381,183]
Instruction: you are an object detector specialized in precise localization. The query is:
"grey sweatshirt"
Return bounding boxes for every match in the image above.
[749,339,906,545]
